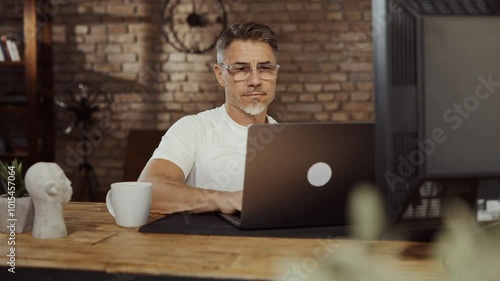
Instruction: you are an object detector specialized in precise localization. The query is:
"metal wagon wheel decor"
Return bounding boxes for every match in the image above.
[161,0,227,54]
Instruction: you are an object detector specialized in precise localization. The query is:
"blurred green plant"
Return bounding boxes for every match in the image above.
[0,159,27,197]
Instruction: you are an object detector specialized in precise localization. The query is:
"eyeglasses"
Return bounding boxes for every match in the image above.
[219,63,280,82]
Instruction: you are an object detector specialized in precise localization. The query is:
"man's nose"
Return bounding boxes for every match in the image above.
[247,69,262,86]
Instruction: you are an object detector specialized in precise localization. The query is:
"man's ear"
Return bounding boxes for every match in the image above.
[213,64,225,87]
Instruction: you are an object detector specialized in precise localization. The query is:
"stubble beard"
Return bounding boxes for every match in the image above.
[241,98,266,116]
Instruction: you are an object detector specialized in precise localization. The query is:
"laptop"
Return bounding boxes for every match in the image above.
[219,122,375,230]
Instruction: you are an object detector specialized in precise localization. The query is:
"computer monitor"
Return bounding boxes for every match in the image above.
[373,0,500,223]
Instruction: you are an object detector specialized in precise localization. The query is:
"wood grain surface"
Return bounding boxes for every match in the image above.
[0,202,448,280]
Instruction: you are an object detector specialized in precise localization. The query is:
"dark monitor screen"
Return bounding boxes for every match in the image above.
[423,16,500,177]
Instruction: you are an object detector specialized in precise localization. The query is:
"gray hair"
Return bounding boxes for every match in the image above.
[216,22,278,64]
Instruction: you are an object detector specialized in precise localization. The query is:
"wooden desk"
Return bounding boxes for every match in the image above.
[0,202,447,281]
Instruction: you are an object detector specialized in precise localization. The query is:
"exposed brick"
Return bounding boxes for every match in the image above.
[108,25,128,34]
[318,23,350,32]
[122,63,143,73]
[351,23,372,33]
[229,3,248,13]
[84,54,106,62]
[324,43,345,51]
[357,82,374,91]
[109,34,136,44]
[97,44,122,53]
[325,102,340,111]
[330,73,348,82]
[350,92,372,102]
[85,34,107,43]
[327,3,342,10]
[280,43,303,52]
[76,44,95,53]
[189,73,215,82]
[324,83,342,92]
[332,112,349,121]
[166,103,183,111]
[304,44,321,52]
[341,83,356,91]
[335,92,351,101]
[74,25,88,34]
[299,93,316,102]
[327,12,343,21]
[136,4,155,15]
[305,84,322,93]
[305,3,322,11]
[349,72,373,81]
[342,102,374,112]
[300,64,317,73]
[286,3,303,11]
[168,53,186,62]
[51,0,376,196]
[287,84,303,92]
[344,12,363,21]
[90,25,106,34]
[339,62,373,72]
[317,93,335,102]
[183,83,199,92]
[108,4,136,15]
[342,1,372,10]
[280,94,297,103]
[170,73,187,82]
[162,62,195,72]
[273,14,290,22]
[287,103,323,113]
[252,3,286,12]
[293,53,329,62]
[108,53,137,63]
[157,112,171,122]
[318,64,338,72]
[314,113,330,121]
[282,24,298,32]
[351,112,373,121]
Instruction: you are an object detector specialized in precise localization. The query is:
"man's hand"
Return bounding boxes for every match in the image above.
[216,190,243,214]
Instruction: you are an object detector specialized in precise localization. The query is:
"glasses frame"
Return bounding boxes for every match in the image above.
[219,63,280,81]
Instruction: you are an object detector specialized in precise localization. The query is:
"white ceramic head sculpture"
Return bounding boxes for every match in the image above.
[25,162,72,239]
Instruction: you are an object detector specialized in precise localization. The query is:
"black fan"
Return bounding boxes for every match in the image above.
[55,83,113,201]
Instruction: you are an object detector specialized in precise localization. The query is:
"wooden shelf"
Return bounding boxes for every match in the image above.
[0,153,29,163]
[0,61,24,66]
[1,14,23,20]
[0,105,27,115]
[0,0,54,167]
[0,152,28,158]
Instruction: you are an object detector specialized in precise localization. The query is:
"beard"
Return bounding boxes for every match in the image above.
[241,98,266,116]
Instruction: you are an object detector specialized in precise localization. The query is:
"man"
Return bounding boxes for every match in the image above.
[138,22,280,215]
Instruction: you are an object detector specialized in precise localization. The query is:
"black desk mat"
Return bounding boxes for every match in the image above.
[139,212,351,239]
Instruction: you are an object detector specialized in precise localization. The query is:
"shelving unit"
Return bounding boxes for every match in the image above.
[0,0,54,167]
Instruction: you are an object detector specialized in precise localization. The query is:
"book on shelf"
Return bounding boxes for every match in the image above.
[0,35,21,62]
[0,36,11,61]
[7,39,20,61]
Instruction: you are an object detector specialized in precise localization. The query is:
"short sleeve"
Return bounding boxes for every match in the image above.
[150,116,205,179]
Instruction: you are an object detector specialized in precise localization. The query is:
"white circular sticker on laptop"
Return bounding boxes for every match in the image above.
[307,162,332,187]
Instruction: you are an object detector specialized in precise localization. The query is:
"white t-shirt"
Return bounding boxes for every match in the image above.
[151,105,277,192]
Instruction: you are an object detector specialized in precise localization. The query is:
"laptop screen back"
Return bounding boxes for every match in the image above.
[238,122,375,229]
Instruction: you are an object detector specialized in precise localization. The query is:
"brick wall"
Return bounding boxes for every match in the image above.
[50,0,374,199]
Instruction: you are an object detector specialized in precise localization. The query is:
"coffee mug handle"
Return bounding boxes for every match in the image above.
[106,189,115,217]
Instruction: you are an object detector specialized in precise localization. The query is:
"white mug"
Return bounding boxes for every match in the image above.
[106,181,152,228]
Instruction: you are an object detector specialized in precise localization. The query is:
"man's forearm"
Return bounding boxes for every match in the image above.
[139,174,224,214]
